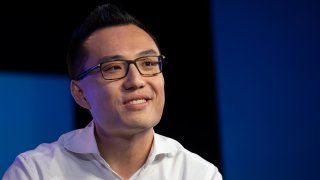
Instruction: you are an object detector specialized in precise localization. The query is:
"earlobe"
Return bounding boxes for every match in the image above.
[70,80,91,109]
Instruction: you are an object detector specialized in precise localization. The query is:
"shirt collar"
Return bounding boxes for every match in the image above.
[63,121,179,159]
[146,133,178,164]
[63,120,100,154]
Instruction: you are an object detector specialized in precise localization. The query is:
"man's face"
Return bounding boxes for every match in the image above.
[73,25,165,137]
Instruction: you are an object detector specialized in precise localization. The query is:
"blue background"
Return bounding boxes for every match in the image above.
[0,72,73,175]
[212,0,320,179]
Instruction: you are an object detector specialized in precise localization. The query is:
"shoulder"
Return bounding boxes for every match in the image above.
[19,128,79,160]
[3,129,80,179]
[10,132,68,166]
[155,133,210,164]
[154,134,222,179]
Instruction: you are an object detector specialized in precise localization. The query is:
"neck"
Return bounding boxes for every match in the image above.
[95,128,154,179]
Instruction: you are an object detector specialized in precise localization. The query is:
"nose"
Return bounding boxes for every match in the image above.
[123,64,146,90]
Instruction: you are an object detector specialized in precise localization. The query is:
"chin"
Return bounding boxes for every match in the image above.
[126,117,159,129]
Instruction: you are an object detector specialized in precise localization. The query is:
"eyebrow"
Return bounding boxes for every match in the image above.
[138,49,158,56]
[98,49,159,63]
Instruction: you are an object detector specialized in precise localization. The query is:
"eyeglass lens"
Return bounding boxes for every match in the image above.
[100,56,162,80]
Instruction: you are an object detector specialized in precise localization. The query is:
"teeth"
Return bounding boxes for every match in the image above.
[128,99,146,104]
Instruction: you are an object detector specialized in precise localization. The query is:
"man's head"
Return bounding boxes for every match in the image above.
[67,4,159,80]
[68,4,165,137]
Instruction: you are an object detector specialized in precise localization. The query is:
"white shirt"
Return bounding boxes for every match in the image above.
[3,121,222,180]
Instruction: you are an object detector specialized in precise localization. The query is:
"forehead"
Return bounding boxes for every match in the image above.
[83,25,159,63]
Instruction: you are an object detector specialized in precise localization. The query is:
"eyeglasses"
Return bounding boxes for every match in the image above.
[75,55,165,81]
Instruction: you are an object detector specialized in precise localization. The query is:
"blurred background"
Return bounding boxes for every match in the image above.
[1,0,319,179]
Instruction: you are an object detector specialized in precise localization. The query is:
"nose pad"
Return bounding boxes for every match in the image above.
[123,64,145,90]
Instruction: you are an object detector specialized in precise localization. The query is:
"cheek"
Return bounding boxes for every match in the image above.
[86,86,120,120]
[83,83,115,108]
[95,86,117,104]
[154,77,165,102]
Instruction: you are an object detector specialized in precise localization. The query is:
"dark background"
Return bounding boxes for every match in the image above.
[0,0,221,171]
[2,1,320,179]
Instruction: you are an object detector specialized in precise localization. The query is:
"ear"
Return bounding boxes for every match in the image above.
[70,80,91,109]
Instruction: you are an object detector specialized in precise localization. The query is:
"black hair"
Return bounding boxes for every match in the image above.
[66,4,158,80]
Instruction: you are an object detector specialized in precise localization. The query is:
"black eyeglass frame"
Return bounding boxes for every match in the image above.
[74,55,165,81]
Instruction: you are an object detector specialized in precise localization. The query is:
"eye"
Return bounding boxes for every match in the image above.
[101,62,124,73]
[140,58,159,67]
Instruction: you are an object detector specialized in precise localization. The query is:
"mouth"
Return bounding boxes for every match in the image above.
[123,96,151,105]
[127,98,147,105]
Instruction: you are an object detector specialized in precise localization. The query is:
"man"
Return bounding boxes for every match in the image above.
[3,4,222,180]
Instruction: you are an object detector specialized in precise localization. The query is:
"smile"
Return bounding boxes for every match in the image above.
[128,99,147,105]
